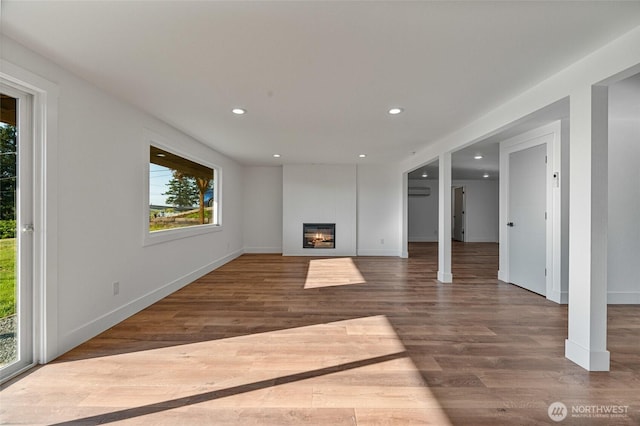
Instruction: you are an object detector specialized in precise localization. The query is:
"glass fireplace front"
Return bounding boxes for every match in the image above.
[303,223,335,249]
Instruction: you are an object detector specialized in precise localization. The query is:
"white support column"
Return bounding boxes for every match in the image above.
[565,85,610,371]
[438,152,453,283]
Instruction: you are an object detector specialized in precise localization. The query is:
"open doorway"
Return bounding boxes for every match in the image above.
[407,161,438,259]
[452,186,465,242]
[608,71,640,305]
[406,155,500,283]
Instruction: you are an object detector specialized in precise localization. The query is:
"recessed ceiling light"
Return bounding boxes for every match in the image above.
[359,154,367,158]
[232,108,246,115]
[422,172,428,178]
[483,173,489,178]
[474,154,483,160]
[273,154,281,158]
[156,153,166,157]
[388,107,403,115]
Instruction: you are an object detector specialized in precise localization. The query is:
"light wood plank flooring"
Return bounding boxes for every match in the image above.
[1,242,639,425]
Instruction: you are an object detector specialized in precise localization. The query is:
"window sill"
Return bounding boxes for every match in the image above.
[143,223,222,246]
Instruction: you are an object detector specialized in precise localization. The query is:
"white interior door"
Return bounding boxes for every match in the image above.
[508,143,546,295]
[452,187,464,242]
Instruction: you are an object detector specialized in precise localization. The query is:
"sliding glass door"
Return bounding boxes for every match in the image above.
[0,85,34,382]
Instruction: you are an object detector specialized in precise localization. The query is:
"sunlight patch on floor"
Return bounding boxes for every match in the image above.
[1,315,451,425]
[304,257,366,289]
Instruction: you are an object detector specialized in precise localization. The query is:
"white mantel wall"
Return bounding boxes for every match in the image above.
[282,165,357,256]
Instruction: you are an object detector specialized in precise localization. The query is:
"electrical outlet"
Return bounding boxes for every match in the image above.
[113,281,120,296]
[380,238,385,245]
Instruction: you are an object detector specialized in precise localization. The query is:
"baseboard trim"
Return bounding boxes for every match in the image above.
[357,249,401,257]
[565,339,610,371]
[607,291,640,304]
[437,271,453,283]
[59,249,244,357]
[244,246,282,254]
[283,250,357,257]
[548,290,568,305]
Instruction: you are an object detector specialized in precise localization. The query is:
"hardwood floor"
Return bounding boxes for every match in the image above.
[1,242,639,425]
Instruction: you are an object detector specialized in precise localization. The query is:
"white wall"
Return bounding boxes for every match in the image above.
[1,36,245,358]
[357,165,402,256]
[608,75,640,303]
[408,179,439,242]
[408,178,498,243]
[243,166,283,253]
[282,164,357,256]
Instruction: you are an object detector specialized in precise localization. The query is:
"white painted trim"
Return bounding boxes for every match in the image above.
[451,185,466,242]
[438,271,453,282]
[401,171,409,258]
[607,291,640,304]
[499,122,562,303]
[143,129,223,246]
[244,246,282,254]
[357,249,402,257]
[283,249,357,257]
[0,59,59,364]
[437,152,453,283]
[59,249,243,353]
[565,339,610,372]
[549,290,569,305]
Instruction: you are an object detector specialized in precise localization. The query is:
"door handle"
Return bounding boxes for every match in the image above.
[22,224,34,233]
[507,222,514,227]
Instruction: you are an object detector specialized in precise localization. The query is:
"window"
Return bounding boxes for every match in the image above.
[148,145,219,236]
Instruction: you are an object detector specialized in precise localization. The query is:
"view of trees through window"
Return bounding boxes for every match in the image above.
[0,95,18,367]
[149,146,218,232]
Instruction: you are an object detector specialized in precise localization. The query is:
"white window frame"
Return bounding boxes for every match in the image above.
[143,132,222,247]
[0,59,60,371]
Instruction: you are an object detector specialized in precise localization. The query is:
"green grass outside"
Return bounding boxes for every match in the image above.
[149,207,213,232]
[0,238,16,318]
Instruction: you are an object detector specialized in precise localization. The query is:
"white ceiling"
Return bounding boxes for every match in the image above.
[3,1,640,167]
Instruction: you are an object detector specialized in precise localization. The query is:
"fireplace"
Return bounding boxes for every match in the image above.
[303,223,335,249]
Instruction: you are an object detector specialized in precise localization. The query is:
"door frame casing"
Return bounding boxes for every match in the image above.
[0,60,59,379]
[498,121,564,303]
[452,186,465,242]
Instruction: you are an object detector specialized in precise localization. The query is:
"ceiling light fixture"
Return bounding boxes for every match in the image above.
[388,107,403,115]
[483,173,489,178]
[156,153,166,157]
[232,108,246,115]
[273,154,281,158]
[474,154,483,160]
[359,154,367,158]
[422,172,428,178]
